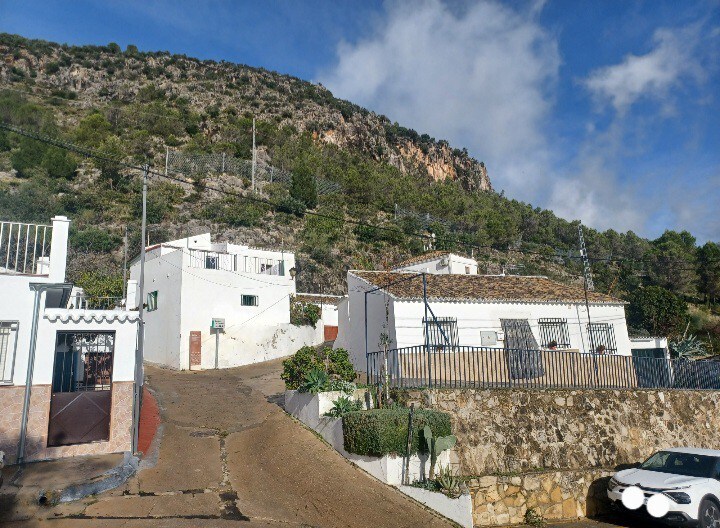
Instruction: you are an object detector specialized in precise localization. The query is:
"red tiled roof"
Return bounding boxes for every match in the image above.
[351,271,624,304]
[390,251,460,270]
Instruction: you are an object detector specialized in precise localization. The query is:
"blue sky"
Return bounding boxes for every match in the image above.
[1,0,719,242]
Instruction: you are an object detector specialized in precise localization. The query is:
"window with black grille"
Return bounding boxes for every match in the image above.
[241,294,259,307]
[52,332,115,392]
[587,323,617,354]
[538,318,571,349]
[423,317,459,349]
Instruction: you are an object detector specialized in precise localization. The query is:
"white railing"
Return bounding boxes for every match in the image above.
[188,249,285,276]
[0,221,53,276]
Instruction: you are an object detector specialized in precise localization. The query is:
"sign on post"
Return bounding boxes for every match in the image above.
[211,318,225,330]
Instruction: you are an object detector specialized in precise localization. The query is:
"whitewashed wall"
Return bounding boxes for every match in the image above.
[130,249,184,369]
[395,254,478,275]
[393,300,632,355]
[340,273,398,370]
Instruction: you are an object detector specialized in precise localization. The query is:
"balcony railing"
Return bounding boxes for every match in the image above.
[367,345,720,391]
[188,248,285,276]
[0,221,52,275]
[67,295,125,310]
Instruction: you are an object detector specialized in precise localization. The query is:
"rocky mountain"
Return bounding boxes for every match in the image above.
[0,34,491,192]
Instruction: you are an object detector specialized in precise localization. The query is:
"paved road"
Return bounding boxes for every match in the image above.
[5,359,453,528]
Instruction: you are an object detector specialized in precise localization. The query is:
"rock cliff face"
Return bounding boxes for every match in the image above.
[0,34,492,192]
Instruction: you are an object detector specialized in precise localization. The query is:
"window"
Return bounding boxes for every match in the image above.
[205,255,219,269]
[465,266,471,274]
[423,317,459,349]
[147,291,158,312]
[538,318,571,349]
[587,323,617,354]
[241,295,258,307]
[0,321,19,384]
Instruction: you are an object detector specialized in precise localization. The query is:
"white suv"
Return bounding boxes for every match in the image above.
[607,448,720,526]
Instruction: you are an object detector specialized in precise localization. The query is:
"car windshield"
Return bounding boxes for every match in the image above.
[640,451,719,478]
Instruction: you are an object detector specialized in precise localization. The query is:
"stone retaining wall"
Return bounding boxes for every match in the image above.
[468,468,613,526]
[421,388,720,475]
[399,387,720,525]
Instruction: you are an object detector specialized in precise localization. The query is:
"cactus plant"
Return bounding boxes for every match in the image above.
[423,425,457,479]
[299,367,329,394]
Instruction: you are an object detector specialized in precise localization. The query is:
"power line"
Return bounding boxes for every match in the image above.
[2,121,718,271]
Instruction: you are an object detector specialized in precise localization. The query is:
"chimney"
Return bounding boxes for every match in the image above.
[48,216,70,282]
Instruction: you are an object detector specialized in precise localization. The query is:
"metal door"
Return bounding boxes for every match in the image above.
[48,332,115,447]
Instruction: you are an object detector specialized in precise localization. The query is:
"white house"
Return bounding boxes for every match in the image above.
[0,217,138,464]
[129,233,324,370]
[334,269,636,387]
[390,251,479,275]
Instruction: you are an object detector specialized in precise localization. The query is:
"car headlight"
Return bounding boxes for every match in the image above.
[663,491,692,504]
[607,477,620,491]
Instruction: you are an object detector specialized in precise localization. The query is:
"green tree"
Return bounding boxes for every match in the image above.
[74,113,112,146]
[11,136,47,177]
[648,230,698,298]
[41,147,77,179]
[697,242,720,304]
[94,136,127,188]
[627,286,688,337]
[290,164,318,209]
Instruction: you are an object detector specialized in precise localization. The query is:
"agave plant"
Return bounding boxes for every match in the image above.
[435,464,462,498]
[324,395,362,417]
[299,367,329,394]
[670,335,707,359]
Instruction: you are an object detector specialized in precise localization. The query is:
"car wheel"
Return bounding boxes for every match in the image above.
[700,499,720,528]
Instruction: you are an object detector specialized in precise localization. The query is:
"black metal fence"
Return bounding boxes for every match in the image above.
[366,346,720,391]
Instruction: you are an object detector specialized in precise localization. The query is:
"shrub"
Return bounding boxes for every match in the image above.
[281,346,355,390]
[290,299,321,327]
[342,408,452,457]
[70,227,122,253]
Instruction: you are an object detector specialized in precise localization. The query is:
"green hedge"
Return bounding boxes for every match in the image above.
[342,408,452,457]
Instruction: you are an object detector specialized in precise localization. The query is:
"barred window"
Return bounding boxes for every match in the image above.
[242,295,259,307]
[0,321,19,384]
[538,318,571,349]
[587,323,617,354]
[423,317,459,349]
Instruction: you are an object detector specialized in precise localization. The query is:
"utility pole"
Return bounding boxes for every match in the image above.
[122,225,128,304]
[251,117,256,191]
[579,223,597,362]
[132,165,148,455]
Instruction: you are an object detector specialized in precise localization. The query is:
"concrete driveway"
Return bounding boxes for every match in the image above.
[4,359,453,527]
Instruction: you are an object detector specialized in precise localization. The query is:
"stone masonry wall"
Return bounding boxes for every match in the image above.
[408,388,720,525]
[468,469,613,526]
[425,388,720,475]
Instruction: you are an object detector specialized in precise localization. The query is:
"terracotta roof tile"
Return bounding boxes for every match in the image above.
[351,271,624,304]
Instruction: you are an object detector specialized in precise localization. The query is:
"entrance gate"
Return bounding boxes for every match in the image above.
[48,332,115,447]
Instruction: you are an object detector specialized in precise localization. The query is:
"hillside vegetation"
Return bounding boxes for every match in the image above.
[0,33,718,350]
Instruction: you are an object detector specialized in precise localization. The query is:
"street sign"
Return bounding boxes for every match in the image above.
[211,318,225,330]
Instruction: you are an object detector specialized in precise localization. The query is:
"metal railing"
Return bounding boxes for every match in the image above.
[0,221,52,275]
[68,295,125,310]
[366,345,720,391]
[188,248,285,275]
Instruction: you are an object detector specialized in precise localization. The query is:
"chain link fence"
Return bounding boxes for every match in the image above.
[165,149,342,195]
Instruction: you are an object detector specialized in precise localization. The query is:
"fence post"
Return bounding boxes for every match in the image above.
[423,273,432,387]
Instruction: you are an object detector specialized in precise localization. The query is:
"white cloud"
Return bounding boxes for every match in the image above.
[320,3,719,241]
[320,0,560,199]
[583,25,704,114]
